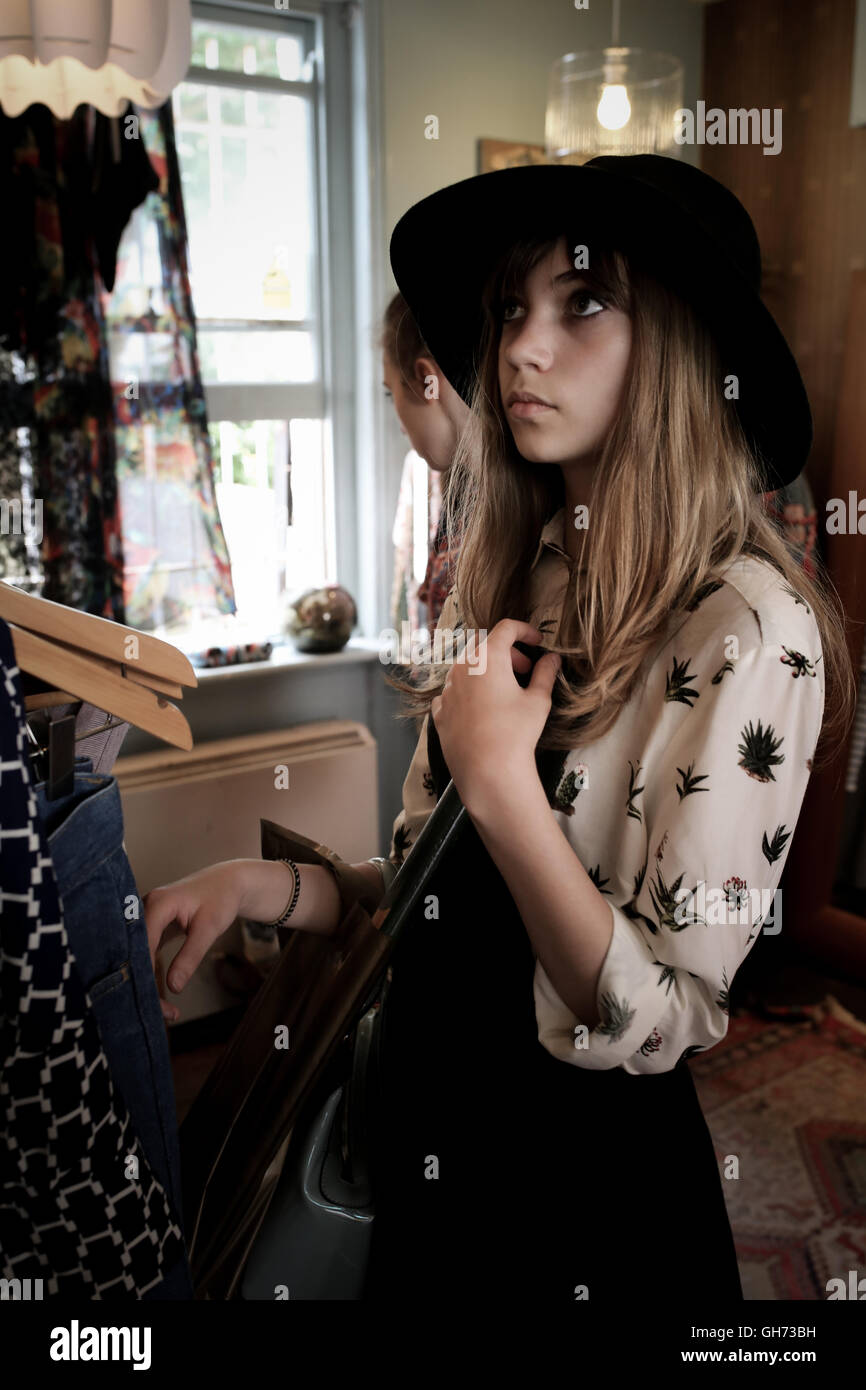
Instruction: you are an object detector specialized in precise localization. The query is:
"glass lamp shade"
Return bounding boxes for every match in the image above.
[545,47,684,163]
[0,0,192,118]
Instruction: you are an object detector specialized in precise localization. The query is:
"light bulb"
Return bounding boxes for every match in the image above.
[597,83,631,131]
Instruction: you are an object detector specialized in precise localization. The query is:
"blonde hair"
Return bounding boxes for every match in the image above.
[380,291,430,400]
[386,236,855,772]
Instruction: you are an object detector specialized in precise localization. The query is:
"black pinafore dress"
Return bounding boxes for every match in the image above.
[362,713,744,1303]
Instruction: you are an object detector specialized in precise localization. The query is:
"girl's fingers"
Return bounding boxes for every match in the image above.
[528,649,562,696]
[165,907,227,994]
[488,619,543,654]
[143,890,184,969]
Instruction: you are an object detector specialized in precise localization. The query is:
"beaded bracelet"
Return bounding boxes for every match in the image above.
[370,856,398,893]
[265,858,301,926]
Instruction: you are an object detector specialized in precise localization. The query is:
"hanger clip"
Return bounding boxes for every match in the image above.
[30,711,77,800]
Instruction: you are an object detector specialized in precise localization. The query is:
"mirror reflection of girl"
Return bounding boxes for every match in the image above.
[381,292,469,629]
[145,157,854,1302]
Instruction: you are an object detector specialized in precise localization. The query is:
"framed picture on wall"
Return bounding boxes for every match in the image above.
[477,138,549,174]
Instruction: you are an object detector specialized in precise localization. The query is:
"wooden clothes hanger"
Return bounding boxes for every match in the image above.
[0,581,198,752]
[0,581,194,682]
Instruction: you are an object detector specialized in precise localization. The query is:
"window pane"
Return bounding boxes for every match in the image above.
[190,19,311,82]
[286,419,332,598]
[175,85,208,123]
[197,330,315,384]
[173,83,316,332]
[219,89,245,127]
[172,128,211,228]
[209,419,331,631]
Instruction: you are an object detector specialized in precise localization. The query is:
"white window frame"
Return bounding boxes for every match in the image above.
[180,0,389,636]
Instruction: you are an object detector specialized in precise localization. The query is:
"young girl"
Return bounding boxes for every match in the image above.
[146,155,854,1303]
[381,291,468,627]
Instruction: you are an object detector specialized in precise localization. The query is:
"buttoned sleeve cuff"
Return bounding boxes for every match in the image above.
[533,899,727,1074]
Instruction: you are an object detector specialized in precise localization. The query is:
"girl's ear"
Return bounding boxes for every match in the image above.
[414,355,441,398]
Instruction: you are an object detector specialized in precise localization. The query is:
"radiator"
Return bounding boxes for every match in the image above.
[115,720,379,1023]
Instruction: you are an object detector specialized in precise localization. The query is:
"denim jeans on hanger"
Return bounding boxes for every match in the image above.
[32,759,193,1300]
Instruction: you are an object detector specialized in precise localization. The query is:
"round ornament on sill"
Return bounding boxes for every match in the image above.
[284,584,357,653]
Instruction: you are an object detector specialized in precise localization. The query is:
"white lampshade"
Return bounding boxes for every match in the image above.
[0,0,192,118]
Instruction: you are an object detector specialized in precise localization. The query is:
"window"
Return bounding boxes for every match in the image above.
[109,0,339,641]
[180,4,333,636]
[177,3,332,634]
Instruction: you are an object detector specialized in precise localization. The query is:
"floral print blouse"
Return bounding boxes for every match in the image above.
[382,506,825,1076]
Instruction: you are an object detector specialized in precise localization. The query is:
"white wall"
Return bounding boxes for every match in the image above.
[380,0,704,240]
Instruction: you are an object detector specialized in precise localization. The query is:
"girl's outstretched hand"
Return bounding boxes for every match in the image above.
[430,619,561,816]
[143,862,249,1021]
[143,859,347,1021]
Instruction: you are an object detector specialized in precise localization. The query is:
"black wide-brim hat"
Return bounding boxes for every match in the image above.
[389,154,812,492]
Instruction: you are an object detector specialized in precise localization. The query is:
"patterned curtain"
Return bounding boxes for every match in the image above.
[0,99,235,628]
[0,104,149,616]
[107,103,235,630]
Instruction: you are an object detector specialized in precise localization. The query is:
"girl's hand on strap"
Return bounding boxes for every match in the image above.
[430,619,561,818]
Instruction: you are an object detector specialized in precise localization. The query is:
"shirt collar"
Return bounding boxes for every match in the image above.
[531,506,571,570]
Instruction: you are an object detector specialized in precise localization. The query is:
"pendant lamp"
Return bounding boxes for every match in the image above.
[545,0,684,163]
[0,0,192,118]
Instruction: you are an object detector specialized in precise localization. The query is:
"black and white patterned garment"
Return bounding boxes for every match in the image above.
[0,618,187,1297]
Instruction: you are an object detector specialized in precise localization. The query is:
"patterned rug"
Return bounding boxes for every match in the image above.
[690,995,866,1300]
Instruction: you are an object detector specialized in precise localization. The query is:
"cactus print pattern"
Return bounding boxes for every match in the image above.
[382,513,824,1076]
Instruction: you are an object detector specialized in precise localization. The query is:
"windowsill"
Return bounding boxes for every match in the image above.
[188,635,386,684]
